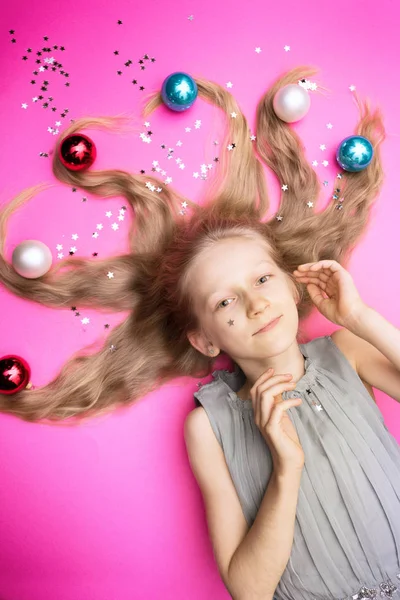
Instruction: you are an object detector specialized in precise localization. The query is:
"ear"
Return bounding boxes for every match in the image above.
[187,329,217,357]
[290,276,301,305]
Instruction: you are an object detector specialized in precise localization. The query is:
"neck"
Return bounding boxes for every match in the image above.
[236,343,306,401]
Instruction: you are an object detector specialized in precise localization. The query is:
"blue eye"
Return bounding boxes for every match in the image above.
[216,275,271,310]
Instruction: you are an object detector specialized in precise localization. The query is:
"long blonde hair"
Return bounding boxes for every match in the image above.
[0,66,385,423]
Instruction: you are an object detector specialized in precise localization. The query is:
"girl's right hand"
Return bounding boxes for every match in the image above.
[250,368,305,474]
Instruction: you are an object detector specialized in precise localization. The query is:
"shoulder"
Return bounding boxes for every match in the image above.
[184,407,221,460]
[185,405,207,424]
[184,406,210,439]
[302,331,357,371]
[330,329,357,370]
[330,329,377,402]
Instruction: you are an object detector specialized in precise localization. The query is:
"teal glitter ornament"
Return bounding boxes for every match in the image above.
[161,72,198,112]
[336,135,374,172]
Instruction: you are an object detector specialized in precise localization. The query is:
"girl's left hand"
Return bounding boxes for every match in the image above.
[293,260,368,328]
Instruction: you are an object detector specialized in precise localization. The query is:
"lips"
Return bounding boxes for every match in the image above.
[254,316,281,335]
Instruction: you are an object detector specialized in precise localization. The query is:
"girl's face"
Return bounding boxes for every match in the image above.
[187,236,300,361]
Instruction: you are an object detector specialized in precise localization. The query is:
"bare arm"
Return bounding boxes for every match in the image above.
[184,406,302,600]
[228,468,303,600]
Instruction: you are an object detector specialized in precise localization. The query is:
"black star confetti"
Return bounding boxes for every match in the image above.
[114,50,156,92]
[12,34,73,136]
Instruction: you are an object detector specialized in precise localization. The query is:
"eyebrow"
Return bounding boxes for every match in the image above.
[203,260,273,308]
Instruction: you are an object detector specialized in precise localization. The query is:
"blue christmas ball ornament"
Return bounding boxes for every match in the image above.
[161,72,198,112]
[336,135,374,172]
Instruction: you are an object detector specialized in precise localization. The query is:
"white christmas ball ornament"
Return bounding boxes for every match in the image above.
[12,240,53,279]
[273,84,311,123]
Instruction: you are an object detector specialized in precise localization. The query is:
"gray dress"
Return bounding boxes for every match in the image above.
[193,335,400,600]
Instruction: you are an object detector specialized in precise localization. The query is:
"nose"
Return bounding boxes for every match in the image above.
[247,295,269,316]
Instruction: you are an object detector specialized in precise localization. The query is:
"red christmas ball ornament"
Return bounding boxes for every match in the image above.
[59,133,97,171]
[0,355,31,395]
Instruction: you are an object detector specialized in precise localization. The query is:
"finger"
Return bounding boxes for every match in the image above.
[254,373,293,398]
[309,260,341,273]
[294,273,330,290]
[250,367,274,389]
[300,277,329,291]
[251,368,275,422]
[267,398,302,429]
[256,377,294,403]
[294,274,329,287]
[254,376,292,424]
[306,283,330,304]
[296,260,341,273]
[251,371,292,419]
[295,269,330,281]
[252,374,290,422]
[258,381,297,427]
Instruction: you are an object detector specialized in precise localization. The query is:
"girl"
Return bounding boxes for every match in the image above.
[0,66,399,599]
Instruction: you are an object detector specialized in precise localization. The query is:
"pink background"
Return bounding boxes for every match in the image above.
[0,0,399,598]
